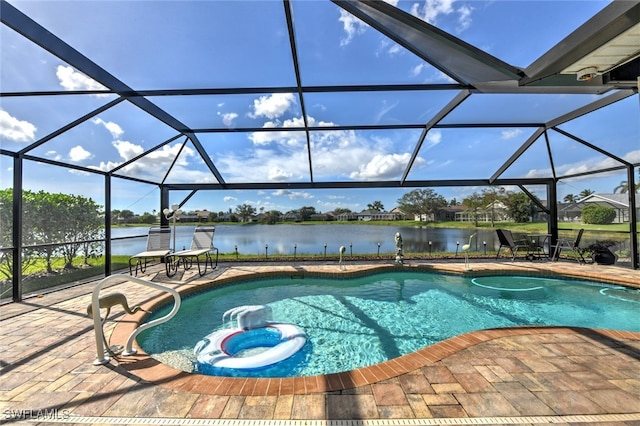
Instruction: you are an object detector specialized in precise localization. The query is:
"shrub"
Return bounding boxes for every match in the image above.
[581,205,616,224]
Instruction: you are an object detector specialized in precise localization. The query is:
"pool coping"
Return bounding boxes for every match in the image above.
[110,262,640,396]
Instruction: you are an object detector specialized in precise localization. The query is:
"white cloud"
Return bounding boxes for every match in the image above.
[525,149,640,180]
[249,128,305,146]
[272,189,314,200]
[45,150,62,162]
[86,113,212,184]
[221,112,238,127]
[112,140,145,161]
[92,140,204,182]
[410,0,473,33]
[374,100,399,123]
[624,149,640,163]
[456,4,473,32]
[68,168,92,177]
[386,43,403,56]
[216,147,309,183]
[412,65,457,83]
[93,118,124,138]
[501,129,522,140]
[349,153,412,180]
[411,63,426,77]
[376,39,403,58]
[291,191,314,200]
[411,0,454,24]
[224,196,237,203]
[249,93,295,119]
[268,167,293,181]
[249,115,335,146]
[218,116,427,183]
[56,65,109,94]
[69,145,93,162]
[434,70,457,83]
[312,103,327,113]
[0,109,37,142]
[338,9,368,46]
[425,130,442,149]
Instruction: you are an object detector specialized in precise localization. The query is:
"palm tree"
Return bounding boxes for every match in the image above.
[614,180,629,193]
[563,194,577,203]
[367,201,385,211]
[614,170,640,193]
[579,189,594,199]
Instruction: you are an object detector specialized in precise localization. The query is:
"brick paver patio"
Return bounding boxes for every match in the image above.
[1,260,639,424]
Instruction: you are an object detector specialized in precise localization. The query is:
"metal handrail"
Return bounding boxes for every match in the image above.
[91,274,181,365]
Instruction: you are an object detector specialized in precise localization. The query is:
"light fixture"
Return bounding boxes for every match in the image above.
[163,203,182,251]
[576,66,598,81]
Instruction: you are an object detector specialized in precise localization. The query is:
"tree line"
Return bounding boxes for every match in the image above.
[0,189,104,280]
[110,188,547,226]
[229,188,539,225]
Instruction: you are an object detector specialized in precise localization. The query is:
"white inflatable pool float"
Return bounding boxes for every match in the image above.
[194,322,307,370]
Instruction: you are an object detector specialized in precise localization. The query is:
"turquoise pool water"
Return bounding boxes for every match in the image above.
[137,271,640,378]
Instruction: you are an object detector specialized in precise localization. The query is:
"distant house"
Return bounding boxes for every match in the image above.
[252,213,267,222]
[309,212,335,221]
[216,212,235,222]
[574,193,637,223]
[436,205,465,221]
[336,211,358,221]
[180,209,211,222]
[455,201,510,222]
[390,207,406,220]
[558,202,582,222]
[356,209,402,221]
[414,212,434,221]
[532,201,549,223]
[180,212,199,222]
[196,209,210,221]
[414,206,464,222]
[283,212,300,222]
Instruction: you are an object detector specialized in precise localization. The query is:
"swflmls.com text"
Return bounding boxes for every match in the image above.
[3,409,71,420]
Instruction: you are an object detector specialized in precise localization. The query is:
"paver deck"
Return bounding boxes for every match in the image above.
[1,259,639,425]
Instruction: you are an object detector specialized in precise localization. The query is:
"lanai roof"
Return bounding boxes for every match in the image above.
[1,0,638,203]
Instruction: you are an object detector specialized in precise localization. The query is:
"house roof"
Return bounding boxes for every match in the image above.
[578,193,631,207]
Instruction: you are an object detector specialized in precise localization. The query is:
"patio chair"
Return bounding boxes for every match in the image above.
[167,226,219,277]
[128,227,172,276]
[495,229,528,261]
[551,228,588,264]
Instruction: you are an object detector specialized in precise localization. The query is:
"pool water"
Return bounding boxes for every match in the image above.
[137,271,640,378]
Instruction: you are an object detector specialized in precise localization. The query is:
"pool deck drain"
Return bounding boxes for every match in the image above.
[21,413,640,425]
[2,260,640,423]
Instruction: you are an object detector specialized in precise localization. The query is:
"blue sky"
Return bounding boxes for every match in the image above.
[1,0,638,215]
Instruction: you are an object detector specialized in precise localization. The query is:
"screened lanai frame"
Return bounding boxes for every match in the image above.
[1,0,638,301]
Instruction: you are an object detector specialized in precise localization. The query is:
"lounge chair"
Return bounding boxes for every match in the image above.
[552,228,588,263]
[495,229,528,261]
[167,226,218,277]
[128,227,172,276]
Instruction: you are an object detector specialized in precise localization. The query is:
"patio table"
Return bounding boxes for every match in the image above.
[526,234,550,261]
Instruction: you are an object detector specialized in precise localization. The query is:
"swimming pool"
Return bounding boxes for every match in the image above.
[137,271,640,378]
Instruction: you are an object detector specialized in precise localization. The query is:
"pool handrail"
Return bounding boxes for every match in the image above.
[91,274,181,365]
